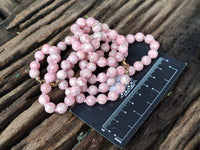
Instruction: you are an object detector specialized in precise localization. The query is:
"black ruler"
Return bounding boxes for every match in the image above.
[71,42,187,148]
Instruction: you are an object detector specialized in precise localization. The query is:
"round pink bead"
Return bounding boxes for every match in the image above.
[76,18,86,27]
[101,23,109,32]
[101,43,110,52]
[76,51,86,60]
[87,62,96,72]
[67,69,74,78]
[97,57,107,67]
[71,86,81,96]
[97,94,108,105]
[57,42,66,51]
[80,69,92,78]
[135,32,144,42]
[107,57,117,67]
[30,61,40,69]
[41,44,50,54]
[34,51,45,61]
[76,94,85,104]
[108,91,118,101]
[68,53,79,64]
[82,25,91,34]
[58,80,68,90]
[97,73,107,83]
[92,39,100,49]
[99,83,109,93]
[133,61,144,71]
[92,23,102,32]
[150,41,160,50]
[108,30,118,39]
[116,83,125,94]
[61,60,72,70]
[49,46,60,54]
[55,103,67,114]
[29,69,40,78]
[70,24,80,33]
[107,78,115,86]
[148,50,158,59]
[77,77,87,86]
[107,67,117,78]
[96,50,104,57]
[111,43,118,51]
[120,75,131,84]
[64,36,72,45]
[141,55,152,66]
[57,70,67,80]
[44,102,55,113]
[109,50,117,57]
[65,88,71,96]
[86,17,96,27]
[80,85,87,92]
[117,66,126,76]
[44,72,56,83]
[144,34,154,44]
[93,32,101,41]
[47,64,59,73]
[79,60,88,69]
[40,83,52,94]
[47,54,61,64]
[38,94,50,105]
[70,36,78,44]
[118,44,128,54]
[128,66,135,76]
[88,74,97,84]
[80,34,90,43]
[88,85,98,95]
[82,43,94,52]
[116,35,126,45]
[115,52,124,62]
[69,77,77,86]
[64,95,75,106]
[84,95,96,106]
[126,34,135,44]
[88,52,99,63]
[72,41,81,51]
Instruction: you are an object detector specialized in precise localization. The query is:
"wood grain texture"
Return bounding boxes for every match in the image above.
[0,0,200,149]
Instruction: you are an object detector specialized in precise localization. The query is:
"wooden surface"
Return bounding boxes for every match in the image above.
[0,0,200,149]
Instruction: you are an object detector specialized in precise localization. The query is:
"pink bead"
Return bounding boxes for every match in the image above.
[88,74,97,84]
[70,36,79,44]
[80,34,90,43]
[148,50,158,59]
[29,69,40,78]
[96,50,104,57]
[108,30,118,39]
[84,95,96,106]
[101,43,110,52]
[107,67,117,78]
[65,88,71,96]
[141,55,152,66]
[74,28,84,37]
[117,66,126,75]
[97,94,108,105]
[69,77,77,86]
[41,44,50,54]
[47,54,61,64]
[64,36,72,45]
[118,44,128,54]
[44,72,56,83]
[111,43,118,51]
[79,60,88,69]
[97,73,107,83]
[99,83,109,93]
[116,83,125,94]
[64,95,75,106]
[133,61,144,71]
[30,61,40,69]
[101,23,109,32]
[144,34,154,44]
[38,94,50,105]
[135,32,144,42]
[93,31,102,40]
[76,18,86,27]
[58,80,68,90]
[81,43,94,52]
[47,64,59,73]
[108,91,118,101]
[120,75,131,84]
[87,62,96,72]
[76,94,85,104]
[67,69,74,78]
[68,53,79,64]
[128,66,135,76]
[70,24,80,33]
[71,86,81,96]
[49,46,60,54]
[80,69,92,78]
[77,77,87,86]
[107,57,117,67]
[61,60,72,70]
[97,57,107,67]
[40,83,52,94]
[88,85,98,95]
[55,103,67,114]
[115,52,124,62]
[126,34,135,44]
[88,52,99,63]
[34,51,45,61]
[86,17,96,27]
[82,25,91,34]
[80,85,87,92]
[76,51,86,60]
[92,23,102,32]
[72,41,81,51]
[91,39,100,49]
[57,70,67,80]
[150,41,160,50]
[101,31,107,41]
[116,35,126,45]
[44,102,55,113]
[109,50,117,57]
[107,77,115,86]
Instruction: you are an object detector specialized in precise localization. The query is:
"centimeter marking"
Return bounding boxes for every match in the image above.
[101,57,178,143]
